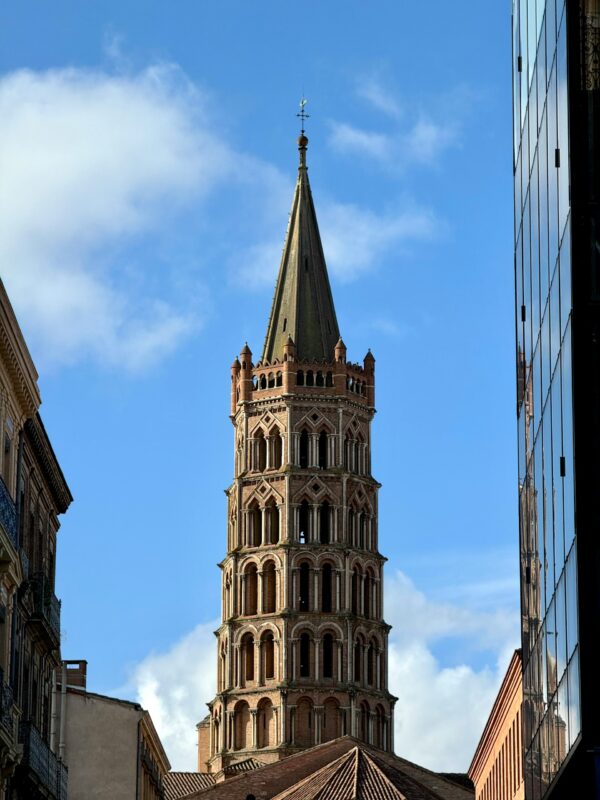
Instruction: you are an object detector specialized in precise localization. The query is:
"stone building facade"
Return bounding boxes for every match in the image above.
[0,279,72,799]
[200,135,396,775]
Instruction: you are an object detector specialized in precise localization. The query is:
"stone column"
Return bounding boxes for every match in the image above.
[261,508,267,546]
[336,640,343,682]
[265,435,271,469]
[251,709,258,748]
[291,569,297,611]
[376,650,382,690]
[328,433,336,467]
[315,707,323,745]
[290,706,297,745]
[310,504,318,543]
[368,712,374,745]
[257,571,263,615]
[350,694,357,737]
[314,637,321,681]
[280,690,288,744]
[240,576,246,616]
[313,568,320,612]
[335,570,341,611]
[292,638,298,679]
[309,433,319,467]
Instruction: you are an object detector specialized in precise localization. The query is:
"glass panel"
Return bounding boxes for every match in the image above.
[547,60,559,276]
[528,0,538,86]
[531,152,541,339]
[568,649,581,745]
[524,105,531,187]
[543,400,554,596]
[550,270,560,375]
[552,366,565,573]
[524,190,533,365]
[559,223,571,337]
[561,322,575,552]
[533,339,542,438]
[541,301,550,402]
[546,595,557,697]
[541,622,549,708]
[537,16,546,133]
[557,673,569,762]
[535,426,545,613]
[546,0,557,54]
[520,0,529,125]
[565,543,578,659]
[529,82,538,178]
[557,17,569,240]
[555,571,567,681]
[516,149,523,233]
[539,108,549,303]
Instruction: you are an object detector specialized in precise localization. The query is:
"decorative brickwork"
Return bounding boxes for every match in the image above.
[201,138,395,776]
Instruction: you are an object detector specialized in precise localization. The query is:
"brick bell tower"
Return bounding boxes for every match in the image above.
[200,131,396,777]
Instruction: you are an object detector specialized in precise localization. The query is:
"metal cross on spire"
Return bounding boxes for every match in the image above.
[297,96,310,135]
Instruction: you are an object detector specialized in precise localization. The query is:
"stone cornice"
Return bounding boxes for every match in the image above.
[0,281,40,418]
[25,415,73,514]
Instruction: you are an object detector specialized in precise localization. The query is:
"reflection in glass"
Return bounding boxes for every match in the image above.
[565,544,578,658]
[555,572,567,681]
[568,650,581,746]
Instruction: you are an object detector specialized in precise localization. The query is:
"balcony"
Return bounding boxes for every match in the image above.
[19,721,68,799]
[0,668,17,741]
[30,573,61,647]
[0,476,17,549]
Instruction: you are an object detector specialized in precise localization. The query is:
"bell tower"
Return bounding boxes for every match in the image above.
[201,131,396,777]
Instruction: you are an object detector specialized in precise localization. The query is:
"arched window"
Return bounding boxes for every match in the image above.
[241,634,254,684]
[257,698,275,748]
[347,507,354,546]
[318,430,328,469]
[316,371,324,387]
[319,501,330,544]
[299,500,309,543]
[306,370,314,386]
[358,513,366,549]
[276,371,283,387]
[266,502,279,545]
[267,372,275,389]
[326,371,333,387]
[244,564,258,615]
[295,698,313,747]
[297,370,305,386]
[351,566,361,615]
[299,562,310,611]
[354,637,362,683]
[299,430,309,468]
[323,633,334,679]
[322,697,340,743]
[364,570,371,619]
[263,561,276,613]
[300,633,311,678]
[374,705,386,750]
[248,503,261,547]
[234,700,251,750]
[256,431,266,471]
[321,563,333,613]
[272,432,283,468]
[262,632,275,681]
[367,641,375,685]
[259,375,267,390]
[360,701,370,743]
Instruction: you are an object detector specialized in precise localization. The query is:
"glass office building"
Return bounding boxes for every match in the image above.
[513,0,599,796]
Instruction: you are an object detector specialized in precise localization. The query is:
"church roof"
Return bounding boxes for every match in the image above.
[261,135,340,364]
[164,772,214,799]
[171,737,474,800]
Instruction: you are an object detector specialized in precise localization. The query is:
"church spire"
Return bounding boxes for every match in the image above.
[261,129,340,363]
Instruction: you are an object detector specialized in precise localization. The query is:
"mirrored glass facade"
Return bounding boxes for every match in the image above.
[513,1,582,796]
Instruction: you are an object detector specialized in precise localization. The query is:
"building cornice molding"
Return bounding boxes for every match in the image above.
[0,282,40,418]
[24,416,72,514]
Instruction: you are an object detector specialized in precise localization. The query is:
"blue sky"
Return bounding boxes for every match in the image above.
[0,1,518,771]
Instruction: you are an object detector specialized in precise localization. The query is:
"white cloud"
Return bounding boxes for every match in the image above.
[237,199,440,288]
[129,620,218,770]
[0,64,234,370]
[328,81,464,170]
[385,570,519,771]
[328,122,392,161]
[356,77,402,120]
[127,568,518,774]
[321,201,439,282]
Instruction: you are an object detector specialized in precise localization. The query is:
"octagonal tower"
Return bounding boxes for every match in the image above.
[201,134,396,777]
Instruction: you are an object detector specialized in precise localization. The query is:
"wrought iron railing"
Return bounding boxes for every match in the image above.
[0,476,17,548]
[31,573,61,643]
[19,721,68,799]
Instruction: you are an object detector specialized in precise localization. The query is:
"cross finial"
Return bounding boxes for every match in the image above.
[297,96,310,135]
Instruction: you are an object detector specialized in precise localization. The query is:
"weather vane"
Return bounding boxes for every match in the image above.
[297,96,310,135]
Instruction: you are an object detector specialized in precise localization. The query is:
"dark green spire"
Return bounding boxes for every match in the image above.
[261,135,340,363]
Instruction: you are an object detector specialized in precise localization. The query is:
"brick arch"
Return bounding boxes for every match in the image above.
[294,696,314,748]
[234,700,251,750]
[257,697,276,748]
[322,696,342,743]
[295,410,335,433]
